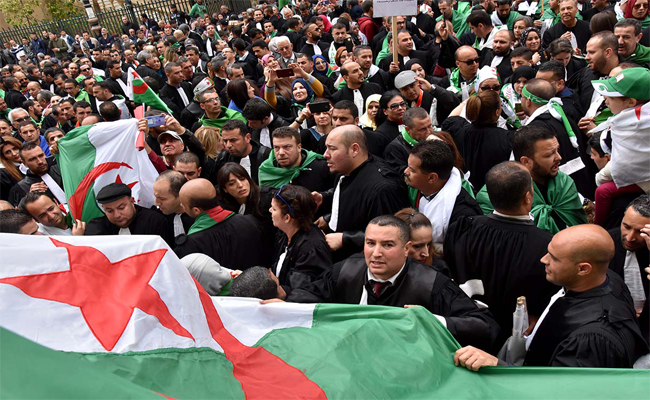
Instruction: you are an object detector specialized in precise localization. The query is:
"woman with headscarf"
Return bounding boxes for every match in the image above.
[359,94,381,130]
[520,27,548,65]
[261,53,293,100]
[512,16,533,47]
[501,66,535,123]
[312,54,338,94]
[619,0,650,27]
[264,64,324,123]
[405,58,435,85]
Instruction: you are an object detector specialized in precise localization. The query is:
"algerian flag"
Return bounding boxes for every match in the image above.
[56,119,159,222]
[128,69,173,114]
[1,234,648,399]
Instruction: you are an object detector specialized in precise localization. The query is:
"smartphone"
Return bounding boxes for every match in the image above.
[145,114,166,127]
[309,101,330,114]
[344,38,354,53]
[276,68,295,78]
[515,102,523,113]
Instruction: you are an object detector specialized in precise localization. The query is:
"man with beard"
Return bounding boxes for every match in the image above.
[85,183,173,245]
[477,126,587,234]
[394,71,459,129]
[482,30,515,80]
[615,19,650,66]
[378,30,432,75]
[440,46,480,101]
[608,196,650,319]
[465,11,508,56]
[491,0,523,30]
[353,45,394,90]
[8,142,64,207]
[218,119,271,184]
[299,23,329,60]
[153,170,194,241]
[519,79,595,199]
[542,0,591,53]
[332,62,382,118]
[569,32,620,131]
[436,0,472,36]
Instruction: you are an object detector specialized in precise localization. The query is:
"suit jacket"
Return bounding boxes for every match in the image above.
[159,82,193,119]
[299,41,330,62]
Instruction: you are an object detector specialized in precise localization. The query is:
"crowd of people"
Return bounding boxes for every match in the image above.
[1,0,649,371]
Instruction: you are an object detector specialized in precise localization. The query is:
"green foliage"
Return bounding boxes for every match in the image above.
[45,0,82,20]
[0,0,41,27]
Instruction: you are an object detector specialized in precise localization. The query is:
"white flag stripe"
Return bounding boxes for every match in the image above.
[88,119,158,209]
[0,234,314,355]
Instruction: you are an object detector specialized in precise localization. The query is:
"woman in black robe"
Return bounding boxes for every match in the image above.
[373,91,407,150]
[270,184,332,295]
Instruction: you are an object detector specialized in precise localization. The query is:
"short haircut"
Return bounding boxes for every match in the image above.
[64,78,79,87]
[232,38,247,51]
[353,45,372,58]
[59,97,76,107]
[338,125,367,154]
[331,22,346,32]
[156,169,187,197]
[587,131,608,157]
[99,101,121,121]
[221,119,248,137]
[250,40,268,50]
[627,195,650,218]
[164,61,180,75]
[230,266,278,299]
[403,107,430,128]
[272,126,301,144]
[0,209,34,233]
[73,100,91,111]
[19,190,52,214]
[485,161,532,212]
[95,80,113,92]
[361,0,373,12]
[242,98,273,121]
[175,151,200,167]
[497,0,512,5]
[524,78,555,101]
[537,60,565,81]
[368,215,410,244]
[615,18,642,36]
[44,127,64,141]
[410,140,454,180]
[287,17,301,30]
[513,125,556,160]
[18,120,38,132]
[548,38,574,56]
[333,100,359,118]
[467,10,492,27]
[591,30,618,55]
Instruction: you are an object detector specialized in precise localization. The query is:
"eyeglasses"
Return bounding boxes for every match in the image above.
[277,46,291,51]
[480,85,501,91]
[14,116,29,123]
[274,185,293,216]
[201,97,220,104]
[458,58,480,65]
[315,60,327,66]
[388,101,407,110]
[80,67,90,72]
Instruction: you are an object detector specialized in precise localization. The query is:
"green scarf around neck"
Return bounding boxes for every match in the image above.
[187,206,234,235]
[258,150,323,188]
[476,171,587,234]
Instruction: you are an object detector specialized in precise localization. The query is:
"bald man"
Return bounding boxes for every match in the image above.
[440,46,480,100]
[315,125,408,261]
[174,178,265,270]
[454,224,649,369]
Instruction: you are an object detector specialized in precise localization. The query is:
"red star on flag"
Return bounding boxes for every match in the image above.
[115,174,138,189]
[0,238,194,351]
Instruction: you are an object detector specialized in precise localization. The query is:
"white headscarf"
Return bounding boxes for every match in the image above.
[474,66,500,93]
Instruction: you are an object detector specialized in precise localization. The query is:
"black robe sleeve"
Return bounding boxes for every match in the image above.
[430,274,501,350]
[286,239,333,292]
[286,261,342,303]
[550,328,637,368]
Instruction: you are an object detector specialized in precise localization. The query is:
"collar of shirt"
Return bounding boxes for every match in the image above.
[240,51,249,61]
[367,261,407,284]
[493,210,533,221]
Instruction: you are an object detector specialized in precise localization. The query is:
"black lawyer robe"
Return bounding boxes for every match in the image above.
[443,214,557,350]
[85,204,174,246]
[524,271,648,367]
[331,82,383,109]
[288,255,501,350]
[174,213,265,270]
[214,140,272,184]
[273,225,333,295]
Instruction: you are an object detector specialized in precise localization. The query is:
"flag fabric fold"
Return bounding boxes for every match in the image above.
[0,234,647,400]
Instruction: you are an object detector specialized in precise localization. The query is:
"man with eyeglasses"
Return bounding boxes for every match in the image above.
[64,79,89,103]
[299,23,329,60]
[440,46,481,101]
[13,72,30,93]
[8,108,30,134]
[75,63,104,84]
[276,37,298,69]
[191,89,247,132]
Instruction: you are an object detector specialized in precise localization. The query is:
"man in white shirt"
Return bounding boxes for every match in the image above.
[20,191,85,236]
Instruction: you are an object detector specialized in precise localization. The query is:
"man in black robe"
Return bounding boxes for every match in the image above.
[85,183,174,246]
[331,62,382,119]
[174,179,265,269]
[377,30,433,74]
[283,215,501,350]
[454,224,649,369]
[314,125,408,261]
[242,98,290,149]
[444,162,557,350]
[522,79,595,199]
[608,196,650,318]
[384,107,433,175]
[216,119,271,185]
[153,171,194,242]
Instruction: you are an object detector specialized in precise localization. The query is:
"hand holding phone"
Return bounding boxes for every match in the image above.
[145,114,166,127]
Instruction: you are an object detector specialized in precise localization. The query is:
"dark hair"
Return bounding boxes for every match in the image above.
[627,195,650,218]
[273,185,317,231]
[95,80,113,92]
[548,38,574,56]
[175,151,200,167]
[227,79,251,111]
[587,131,608,158]
[64,78,79,87]
[375,90,404,126]
[333,100,359,118]
[155,170,187,197]
[466,90,501,124]
[591,30,619,55]
[216,162,261,217]
[73,100,91,111]
[59,97,76,107]
[361,0,373,12]
[0,209,34,233]
[485,161,532,211]
[251,40,268,50]
[497,0,512,5]
[230,266,278,299]
[18,190,54,214]
[44,127,64,142]
[221,119,248,137]
[106,60,120,70]
[410,140,454,180]
[272,126,301,144]
[18,120,38,133]
[615,18,642,36]
[537,60,565,81]
[467,10,492,27]
[232,38,247,51]
[513,125,556,160]
[590,10,617,34]
[368,215,410,244]
[430,131,465,173]
[395,208,433,231]
[402,107,429,128]
[287,17,301,30]
[99,101,121,121]
[243,97,273,121]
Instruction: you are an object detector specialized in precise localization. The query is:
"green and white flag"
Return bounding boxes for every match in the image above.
[0,234,648,399]
[56,119,159,222]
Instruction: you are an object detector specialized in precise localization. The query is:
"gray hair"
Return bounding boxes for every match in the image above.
[37,90,53,103]
[628,195,650,218]
[137,50,154,64]
[8,108,28,123]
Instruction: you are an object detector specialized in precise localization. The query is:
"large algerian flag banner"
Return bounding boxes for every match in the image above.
[0,234,648,399]
[56,119,159,222]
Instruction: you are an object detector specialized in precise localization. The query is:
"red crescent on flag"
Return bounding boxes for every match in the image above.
[133,83,148,95]
[69,162,133,220]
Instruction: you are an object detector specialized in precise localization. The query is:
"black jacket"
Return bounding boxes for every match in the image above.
[8,163,62,207]
[249,112,290,148]
[216,140,271,184]
[159,82,194,120]
[5,89,26,109]
[135,65,165,89]
[85,204,174,246]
